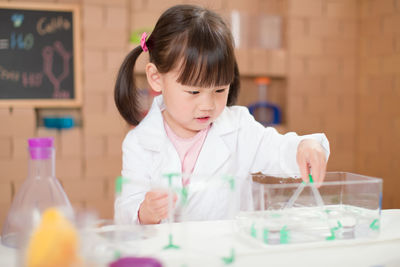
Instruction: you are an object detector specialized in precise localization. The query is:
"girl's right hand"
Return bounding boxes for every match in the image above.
[138,190,177,224]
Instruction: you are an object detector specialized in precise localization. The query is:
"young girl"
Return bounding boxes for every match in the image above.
[114,5,330,225]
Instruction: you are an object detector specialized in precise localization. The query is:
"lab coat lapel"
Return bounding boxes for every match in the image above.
[194,108,237,175]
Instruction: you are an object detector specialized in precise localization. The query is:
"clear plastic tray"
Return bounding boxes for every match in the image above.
[237,172,382,245]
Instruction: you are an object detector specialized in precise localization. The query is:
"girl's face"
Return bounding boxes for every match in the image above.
[159,68,230,138]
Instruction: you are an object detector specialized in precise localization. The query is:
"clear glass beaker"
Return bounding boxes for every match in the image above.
[1,137,73,248]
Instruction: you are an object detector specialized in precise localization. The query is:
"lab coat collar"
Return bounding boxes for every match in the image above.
[136,95,238,173]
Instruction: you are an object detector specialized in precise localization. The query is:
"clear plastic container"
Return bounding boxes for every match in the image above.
[1,137,73,248]
[237,172,382,245]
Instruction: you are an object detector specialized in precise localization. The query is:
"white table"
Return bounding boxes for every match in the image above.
[2,210,400,267]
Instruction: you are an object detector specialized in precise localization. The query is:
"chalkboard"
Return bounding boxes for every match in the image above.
[0,2,81,107]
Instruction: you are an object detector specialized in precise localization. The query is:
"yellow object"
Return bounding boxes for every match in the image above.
[25,208,80,267]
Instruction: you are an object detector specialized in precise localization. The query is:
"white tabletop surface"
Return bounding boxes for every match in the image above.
[2,209,400,267]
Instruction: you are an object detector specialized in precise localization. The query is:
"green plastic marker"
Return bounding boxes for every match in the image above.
[221,248,235,265]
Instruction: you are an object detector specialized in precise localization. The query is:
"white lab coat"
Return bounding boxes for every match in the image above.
[114,95,330,224]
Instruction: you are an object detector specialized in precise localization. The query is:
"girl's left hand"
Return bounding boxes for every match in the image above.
[296,139,327,187]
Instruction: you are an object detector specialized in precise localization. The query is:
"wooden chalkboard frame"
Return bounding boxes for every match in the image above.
[0,2,81,107]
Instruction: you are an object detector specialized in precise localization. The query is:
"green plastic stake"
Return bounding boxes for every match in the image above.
[180,186,188,205]
[263,228,269,244]
[113,250,121,260]
[163,234,180,250]
[370,219,380,231]
[309,174,314,184]
[115,176,129,195]
[250,223,257,238]
[221,248,235,265]
[326,221,342,241]
[280,225,289,244]
[223,175,235,190]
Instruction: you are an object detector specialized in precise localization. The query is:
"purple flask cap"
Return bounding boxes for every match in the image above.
[109,257,162,267]
[28,137,54,160]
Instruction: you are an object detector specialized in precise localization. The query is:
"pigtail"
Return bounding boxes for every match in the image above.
[227,60,240,106]
[114,46,143,126]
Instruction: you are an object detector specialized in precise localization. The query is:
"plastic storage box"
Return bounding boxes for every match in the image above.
[237,172,382,245]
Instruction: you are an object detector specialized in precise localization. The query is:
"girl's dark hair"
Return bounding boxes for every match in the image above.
[115,5,240,126]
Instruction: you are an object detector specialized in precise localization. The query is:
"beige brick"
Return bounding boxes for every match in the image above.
[307,58,340,75]
[359,57,383,75]
[11,108,36,137]
[12,137,29,159]
[57,158,82,179]
[146,0,185,11]
[130,11,160,30]
[369,36,395,56]
[287,18,308,37]
[267,49,287,76]
[83,71,112,92]
[289,37,323,56]
[0,137,12,159]
[83,4,104,28]
[106,50,126,71]
[368,75,395,96]
[225,0,259,13]
[84,113,128,136]
[83,0,128,6]
[326,0,357,18]
[82,91,106,114]
[0,182,12,203]
[84,29,127,49]
[0,108,12,136]
[340,58,356,76]
[105,6,128,30]
[106,135,124,156]
[324,76,357,96]
[0,159,27,182]
[289,75,323,96]
[394,75,400,96]
[84,157,121,178]
[383,15,400,35]
[370,0,396,16]
[340,20,357,38]
[130,0,146,11]
[191,0,225,11]
[288,57,307,75]
[360,18,382,37]
[60,128,82,157]
[84,135,106,158]
[309,18,341,37]
[288,0,323,17]
[235,49,250,75]
[382,55,400,74]
[323,38,356,56]
[86,198,114,219]
[258,0,286,14]
[62,178,105,202]
[83,48,105,73]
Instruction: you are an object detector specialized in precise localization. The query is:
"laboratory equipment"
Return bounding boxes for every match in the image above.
[247,77,281,126]
[1,137,73,248]
[237,172,382,245]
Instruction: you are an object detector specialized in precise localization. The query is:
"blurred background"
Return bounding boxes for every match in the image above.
[0,0,399,232]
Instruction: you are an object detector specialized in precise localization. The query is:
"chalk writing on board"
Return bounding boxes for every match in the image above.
[43,41,71,98]
[0,5,77,102]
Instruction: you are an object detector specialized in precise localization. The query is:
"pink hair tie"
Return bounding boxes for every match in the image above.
[140,32,148,52]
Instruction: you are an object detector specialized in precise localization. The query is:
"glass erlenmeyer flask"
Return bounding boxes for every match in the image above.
[1,137,73,248]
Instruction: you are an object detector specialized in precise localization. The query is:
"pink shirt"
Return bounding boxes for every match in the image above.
[164,121,210,178]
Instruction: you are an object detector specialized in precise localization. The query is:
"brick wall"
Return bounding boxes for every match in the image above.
[286,0,358,173]
[357,0,400,208]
